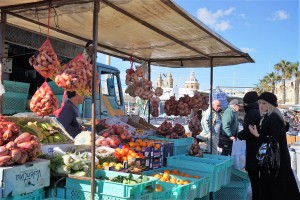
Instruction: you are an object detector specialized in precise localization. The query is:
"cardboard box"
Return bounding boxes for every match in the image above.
[287,135,296,145]
[5,116,74,143]
[0,159,50,198]
[150,156,163,169]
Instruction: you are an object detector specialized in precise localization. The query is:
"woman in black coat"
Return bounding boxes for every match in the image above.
[249,92,300,200]
[238,91,261,200]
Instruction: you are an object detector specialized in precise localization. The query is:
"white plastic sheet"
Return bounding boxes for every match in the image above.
[0,83,5,96]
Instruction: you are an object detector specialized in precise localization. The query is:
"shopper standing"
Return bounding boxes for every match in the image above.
[219,99,240,156]
[238,91,261,200]
[249,92,300,200]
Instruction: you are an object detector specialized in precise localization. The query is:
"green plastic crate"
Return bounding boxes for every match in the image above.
[167,155,223,192]
[143,167,210,198]
[3,188,44,200]
[66,170,157,198]
[212,168,250,200]
[203,154,234,185]
[4,80,30,94]
[48,81,64,95]
[151,182,181,200]
[3,92,28,114]
[65,188,153,200]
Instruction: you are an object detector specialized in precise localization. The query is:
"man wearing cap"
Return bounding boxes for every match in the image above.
[219,99,241,156]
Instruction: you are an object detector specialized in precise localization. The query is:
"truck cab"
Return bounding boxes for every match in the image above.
[82,63,124,119]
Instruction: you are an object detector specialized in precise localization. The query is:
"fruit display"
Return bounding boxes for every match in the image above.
[176,95,191,116]
[188,142,203,157]
[29,38,60,78]
[188,116,202,135]
[30,82,58,116]
[154,87,163,97]
[150,172,191,185]
[19,121,68,144]
[156,121,172,136]
[152,169,200,179]
[164,93,209,117]
[164,95,177,116]
[54,53,100,96]
[150,97,160,117]
[172,123,185,137]
[98,173,150,185]
[114,145,145,162]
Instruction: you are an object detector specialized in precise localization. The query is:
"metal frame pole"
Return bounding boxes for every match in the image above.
[148,61,151,123]
[91,0,99,199]
[0,10,6,114]
[209,58,214,154]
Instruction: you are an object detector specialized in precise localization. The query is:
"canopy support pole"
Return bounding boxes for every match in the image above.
[0,10,6,114]
[148,61,151,123]
[209,58,214,154]
[91,0,100,199]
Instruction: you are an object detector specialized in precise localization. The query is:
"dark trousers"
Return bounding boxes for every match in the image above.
[221,148,232,156]
[247,169,260,200]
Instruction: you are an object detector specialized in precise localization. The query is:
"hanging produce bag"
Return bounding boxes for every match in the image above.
[30,82,58,116]
[29,38,60,78]
[150,97,160,117]
[54,53,99,96]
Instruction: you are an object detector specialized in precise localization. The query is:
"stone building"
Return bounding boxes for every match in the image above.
[184,71,199,90]
[274,77,300,104]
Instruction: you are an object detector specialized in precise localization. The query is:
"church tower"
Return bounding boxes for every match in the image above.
[185,71,199,90]
[166,72,173,88]
[156,73,163,87]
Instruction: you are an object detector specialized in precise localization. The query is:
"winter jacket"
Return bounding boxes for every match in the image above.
[238,102,261,170]
[200,108,221,137]
[221,106,239,137]
[257,111,300,200]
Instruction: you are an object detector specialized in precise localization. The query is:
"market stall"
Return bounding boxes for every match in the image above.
[0,0,254,200]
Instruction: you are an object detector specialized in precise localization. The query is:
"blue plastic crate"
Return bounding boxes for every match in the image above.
[203,154,234,185]
[4,80,30,94]
[147,136,193,155]
[167,155,223,192]
[143,167,210,198]
[3,92,28,114]
[4,188,44,200]
[66,170,157,198]
[212,168,250,200]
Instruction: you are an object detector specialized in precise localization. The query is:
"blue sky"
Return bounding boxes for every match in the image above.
[97,0,299,91]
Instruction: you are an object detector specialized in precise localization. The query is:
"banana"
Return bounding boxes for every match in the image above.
[47,136,54,143]
[42,130,50,137]
[27,122,45,141]
[53,134,63,143]
[56,133,67,143]
[42,138,49,144]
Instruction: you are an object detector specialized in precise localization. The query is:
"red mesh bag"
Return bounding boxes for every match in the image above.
[29,38,60,79]
[30,82,58,116]
[54,53,99,96]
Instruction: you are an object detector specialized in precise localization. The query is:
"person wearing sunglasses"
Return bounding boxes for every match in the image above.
[248,92,300,200]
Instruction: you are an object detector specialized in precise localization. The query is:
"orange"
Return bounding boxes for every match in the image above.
[154,174,162,179]
[155,184,163,192]
[128,141,135,148]
[183,180,190,185]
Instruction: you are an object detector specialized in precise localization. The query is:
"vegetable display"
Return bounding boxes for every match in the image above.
[188,116,202,135]
[188,142,203,157]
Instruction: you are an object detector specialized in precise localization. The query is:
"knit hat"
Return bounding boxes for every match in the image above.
[243,91,258,104]
[258,92,278,107]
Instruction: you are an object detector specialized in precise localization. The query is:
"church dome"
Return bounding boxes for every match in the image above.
[185,71,198,84]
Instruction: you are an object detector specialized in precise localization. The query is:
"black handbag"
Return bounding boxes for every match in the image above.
[218,134,232,149]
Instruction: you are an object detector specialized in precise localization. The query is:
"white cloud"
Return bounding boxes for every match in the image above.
[196,7,235,31]
[270,10,289,21]
[240,47,256,53]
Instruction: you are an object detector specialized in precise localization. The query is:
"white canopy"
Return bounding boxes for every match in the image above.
[0,0,254,67]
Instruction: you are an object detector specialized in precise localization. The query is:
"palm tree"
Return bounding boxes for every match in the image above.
[265,72,281,93]
[274,60,292,104]
[287,61,300,104]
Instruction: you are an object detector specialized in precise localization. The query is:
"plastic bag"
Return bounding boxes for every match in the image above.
[0,83,5,96]
[29,38,60,79]
[232,138,246,169]
[30,82,58,116]
[53,90,67,118]
[54,53,99,96]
